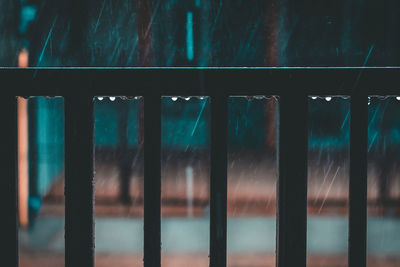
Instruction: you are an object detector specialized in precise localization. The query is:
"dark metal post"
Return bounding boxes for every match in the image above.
[349,93,368,267]
[0,95,18,266]
[210,94,228,267]
[277,92,308,267]
[143,95,161,267]
[65,93,94,267]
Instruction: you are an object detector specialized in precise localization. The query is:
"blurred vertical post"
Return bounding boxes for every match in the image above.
[18,97,29,228]
[18,48,30,228]
[18,49,29,68]
[17,46,30,227]
[266,0,279,67]
[138,0,153,66]
[118,101,132,204]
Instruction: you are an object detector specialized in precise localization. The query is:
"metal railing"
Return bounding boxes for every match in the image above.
[1,67,399,267]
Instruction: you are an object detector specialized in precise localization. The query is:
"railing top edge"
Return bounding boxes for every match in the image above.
[1,66,400,70]
[3,67,400,97]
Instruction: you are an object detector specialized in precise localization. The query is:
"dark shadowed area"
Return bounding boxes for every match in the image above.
[3,1,400,266]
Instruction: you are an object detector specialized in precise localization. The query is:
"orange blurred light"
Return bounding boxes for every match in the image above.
[18,48,29,68]
[18,97,29,228]
[18,49,30,227]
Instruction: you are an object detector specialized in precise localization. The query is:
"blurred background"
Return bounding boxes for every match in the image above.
[4,0,400,266]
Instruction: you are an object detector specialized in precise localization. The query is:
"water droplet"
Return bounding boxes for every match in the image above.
[110,97,116,101]
[171,97,178,101]
[311,96,317,100]
[325,97,332,102]
[97,97,104,101]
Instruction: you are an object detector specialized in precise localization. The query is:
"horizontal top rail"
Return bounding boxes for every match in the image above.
[1,67,400,96]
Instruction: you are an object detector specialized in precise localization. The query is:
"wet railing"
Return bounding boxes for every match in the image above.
[1,67,399,267]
